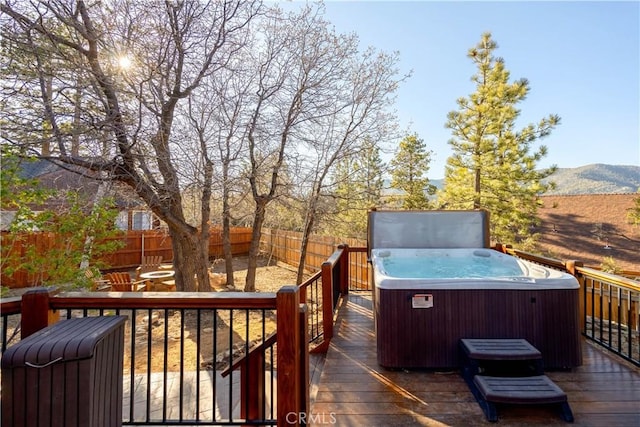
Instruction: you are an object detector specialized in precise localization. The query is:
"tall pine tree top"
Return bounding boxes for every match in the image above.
[440,32,559,248]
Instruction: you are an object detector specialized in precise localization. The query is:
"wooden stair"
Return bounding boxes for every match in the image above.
[460,338,574,423]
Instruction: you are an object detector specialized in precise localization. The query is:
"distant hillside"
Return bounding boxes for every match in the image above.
[543,164,640,195]
[384,164,639,196]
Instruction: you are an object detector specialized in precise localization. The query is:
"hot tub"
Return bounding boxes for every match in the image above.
[371,248,582,369]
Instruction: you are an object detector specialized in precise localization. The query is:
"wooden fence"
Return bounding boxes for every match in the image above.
[1,227,365,288]
[260,228,366,273]
[1,228,253,288]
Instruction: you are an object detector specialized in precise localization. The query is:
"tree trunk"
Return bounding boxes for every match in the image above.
[474,157,482,209]
[296,207,316,285]
[222,197,235,289]
[169,227,209,292]
[244,200,267,292]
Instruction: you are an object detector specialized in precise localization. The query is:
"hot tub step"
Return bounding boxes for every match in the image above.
[461,338,542,360]
[472,375,574,422]
[460,338,544,378]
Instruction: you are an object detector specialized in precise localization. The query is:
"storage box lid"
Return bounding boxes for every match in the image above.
[1,316,126,369]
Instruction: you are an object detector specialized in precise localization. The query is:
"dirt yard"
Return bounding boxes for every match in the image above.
[123,255,306,373]
[3,255,306,374]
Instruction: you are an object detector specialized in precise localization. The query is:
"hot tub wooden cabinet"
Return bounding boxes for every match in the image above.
[374,286,582,369]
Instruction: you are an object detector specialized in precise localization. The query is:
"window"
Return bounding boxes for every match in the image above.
[132,211,152,230]
[116,211,128,230]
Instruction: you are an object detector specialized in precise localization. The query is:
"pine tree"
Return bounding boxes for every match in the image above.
[628,189,640,227]
[332,138,384,238]
[355,138,385,209]
[440,32,559,248]
[389,134,436,210]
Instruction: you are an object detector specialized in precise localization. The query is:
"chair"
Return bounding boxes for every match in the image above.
[135,255,164,281]
[105,272,148,292]
[85,269,111,291]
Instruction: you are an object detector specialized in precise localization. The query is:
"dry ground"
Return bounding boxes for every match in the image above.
[123,254,306,373]
[4,255,307,374]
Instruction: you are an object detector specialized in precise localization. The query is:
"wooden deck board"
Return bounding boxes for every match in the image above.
[310,293,640,426]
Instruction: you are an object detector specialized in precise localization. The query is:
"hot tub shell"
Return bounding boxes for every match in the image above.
[368,210,582,370]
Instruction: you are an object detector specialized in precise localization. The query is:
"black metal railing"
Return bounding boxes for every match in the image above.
[1,291,285,426]
[578,267,640,367]
[498,245,640,368]
[0,297,21,354]
[346,247,370,291]
[61,306,276,425]
[299,270,324,345]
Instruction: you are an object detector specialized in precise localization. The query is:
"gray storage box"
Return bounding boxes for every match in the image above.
[2,316,127,427]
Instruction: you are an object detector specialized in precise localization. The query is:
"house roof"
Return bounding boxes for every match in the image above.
[535,193,639,271]
[16,159,145,209]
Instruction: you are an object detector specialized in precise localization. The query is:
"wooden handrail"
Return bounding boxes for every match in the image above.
[49,291,278,310]
[0,297,22,315]
[220,332,277,377]
[575,266,640,291]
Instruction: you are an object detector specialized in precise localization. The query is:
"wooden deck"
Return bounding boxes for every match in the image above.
[310,293,640,426]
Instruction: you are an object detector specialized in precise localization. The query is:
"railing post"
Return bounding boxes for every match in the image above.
[566,260,585,331]
[299,304,309,419]
[277,286,301,426]
[240,350,265,423]
[321,261,334,344]
[338,244,349,296]
[20,288,59,339]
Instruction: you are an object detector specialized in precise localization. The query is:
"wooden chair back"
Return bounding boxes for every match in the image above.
[85,269,111,291]
[105,272,138,292]
[135,255,164,280]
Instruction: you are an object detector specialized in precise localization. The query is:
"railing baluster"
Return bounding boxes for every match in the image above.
[228,309,234,422]
[128,309,136,422]
[607,285,612,348]
[617,288,623,353]
[212,308,218,423]
[195,309,201,422]
[146,308,152,421]
[162,309,169,422]
[179,308,185,421]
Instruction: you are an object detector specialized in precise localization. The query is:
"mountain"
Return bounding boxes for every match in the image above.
[385,164,639,196]
[543,164,640,195]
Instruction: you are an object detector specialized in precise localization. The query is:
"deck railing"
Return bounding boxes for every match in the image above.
[0,245,355,426]
[496,245,640,367]
[576,267,640,366]
[1,287,309,426]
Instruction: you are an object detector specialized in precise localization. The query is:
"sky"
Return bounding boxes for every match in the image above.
[283,1,640,179]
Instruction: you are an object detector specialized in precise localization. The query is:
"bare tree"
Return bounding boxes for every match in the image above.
[1,0,261,291]
[183,54,252,288]
[294,48,405,283]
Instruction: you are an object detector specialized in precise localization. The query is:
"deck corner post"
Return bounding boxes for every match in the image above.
[277,285,301,426]
[566,260,586,331]
[320,262,334,344]
[338,244,349,296]
[20,287,59,339]
[299,304,310,419]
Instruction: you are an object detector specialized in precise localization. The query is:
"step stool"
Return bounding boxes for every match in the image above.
[473,375,574,422]
[460,338,573,423]
[460,338,544,380]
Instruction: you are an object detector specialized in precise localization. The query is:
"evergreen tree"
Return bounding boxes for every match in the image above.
[355,138,385,209]
[440,32,559,248]
[389,134,436,210]
[332,138,385,238]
